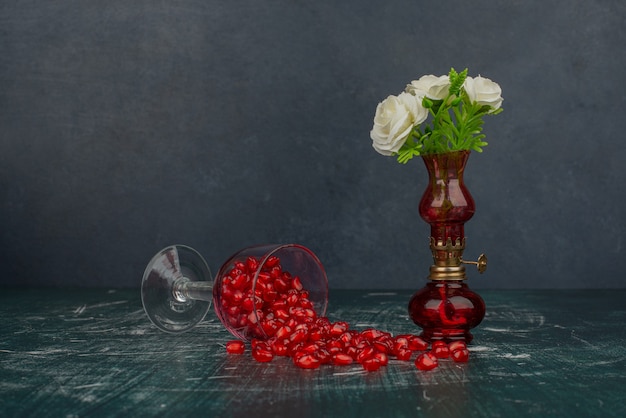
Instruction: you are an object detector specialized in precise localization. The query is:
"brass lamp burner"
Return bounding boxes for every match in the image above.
[428,237,488,281]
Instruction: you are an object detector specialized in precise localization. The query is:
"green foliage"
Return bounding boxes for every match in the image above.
[396,68,501,164]
[448,67,467,97]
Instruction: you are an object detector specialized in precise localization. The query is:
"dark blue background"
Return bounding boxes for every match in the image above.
[1,0,625,289]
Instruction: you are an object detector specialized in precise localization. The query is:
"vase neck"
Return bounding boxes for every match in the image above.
[419,151,475,244]
[421,150,470,183]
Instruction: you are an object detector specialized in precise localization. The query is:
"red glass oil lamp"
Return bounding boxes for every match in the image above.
[408,150,487,343]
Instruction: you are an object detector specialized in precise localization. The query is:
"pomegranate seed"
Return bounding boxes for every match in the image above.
[275,325,292,339]
[270,266,283,280]
[271,299,288,310]
[224,305,239,318]
[431,341,450,359]
[241,296,255,312]
[393,336,409,352]
[299,298,313,309]
[395,347,413,361]
[330,322,349,336]
[356,346,376,363]
[231,273,250,290]
[228,267,244,278]
[274,277,290,293]
[308,327,323,341]
[374,352,388,366]
[287,342,305,356]
[262,289,278,303]
[345,346,358,359]
[361,328,385,340]
[274,309,290,321]
[302,308,316,320]
[339,331,354,344]
[252,346,274,363]
[225,340,245,354]
[361,357,381,372]
[246,256,259,273]
[294,322,309,331]
[451,348,470,363]
[315,348,332,364]
[315,317,330,327]
[326,340,343,353]
[231,289,244,304]
[286,293,299,307]
[408,335,429,351]
[373,341,389,353]
[448,341,467,352]
[332,353,353,365]
[247,310,263,325]
[260,319,279,337]
[294,353,320,369]
[264,256,280,269]
[289,328,308,344]
[220,284,235,302]
[301,343,320,354]
[256,271,271,284]
[270,340,289,356]
[373,337,394,354]
[415,352,438,371]
[292,276,304,291]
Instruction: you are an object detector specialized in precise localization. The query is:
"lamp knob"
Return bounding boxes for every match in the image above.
[461,253,488,274]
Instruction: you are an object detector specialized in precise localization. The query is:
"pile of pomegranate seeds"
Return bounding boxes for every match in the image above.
[220,256,470,372]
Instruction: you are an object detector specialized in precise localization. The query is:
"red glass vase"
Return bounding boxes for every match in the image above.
[408,151,486,343]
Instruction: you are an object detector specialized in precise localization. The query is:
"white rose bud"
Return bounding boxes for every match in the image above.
[463,75,503,111]
[370,92,428,156]
[406,74,450,100]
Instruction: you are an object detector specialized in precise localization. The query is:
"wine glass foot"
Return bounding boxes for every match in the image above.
[141,245,212,333]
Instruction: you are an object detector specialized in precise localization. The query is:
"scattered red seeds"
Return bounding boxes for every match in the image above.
[251,345,274,363]
[293,353,321,369]
[225,340,246,354]
[374,351,389,366]
[448,340,467,352]
[407,335,429,351]
[356,346,376,363]
[431,341,451,359]
[395,347,413,361]
[332,353,354,366]
[219,254,474,372]
[415,352,439,371]
[270,339,289,356]
[361,357,382,372]
[451,348,470,363]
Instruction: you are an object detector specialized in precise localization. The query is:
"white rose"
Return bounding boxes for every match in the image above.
[370,92,428,156]
[463,75,503,111]
[406,74,450,100]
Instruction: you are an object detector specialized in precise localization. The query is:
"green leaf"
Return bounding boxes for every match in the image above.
[396,147,421,164]
[448,67,468,97]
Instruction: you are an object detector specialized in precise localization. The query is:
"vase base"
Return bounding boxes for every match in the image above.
[419,328,474,344]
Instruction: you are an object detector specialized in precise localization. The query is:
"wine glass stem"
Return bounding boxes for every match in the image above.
[172,278,213,303]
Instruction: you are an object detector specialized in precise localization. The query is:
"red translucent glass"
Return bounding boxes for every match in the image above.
[418,150,474,244]
[408,281,485,343]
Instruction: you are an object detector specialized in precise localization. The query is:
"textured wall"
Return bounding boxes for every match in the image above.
[1,0,625,289]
